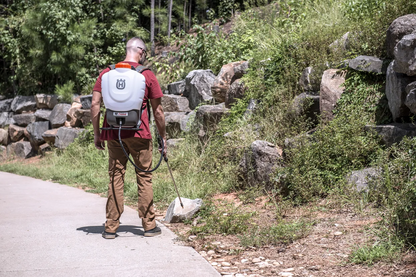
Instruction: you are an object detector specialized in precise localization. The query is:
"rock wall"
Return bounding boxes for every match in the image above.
[0,94,90,159]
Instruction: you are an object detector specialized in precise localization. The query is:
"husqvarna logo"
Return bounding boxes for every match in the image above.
[116,79,126,90]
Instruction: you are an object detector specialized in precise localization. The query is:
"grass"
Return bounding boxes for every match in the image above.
[189,202,256,236]
[0,129,236,208]
[349,237,403,265]
[239,219,314,247]
[1,0,416,267]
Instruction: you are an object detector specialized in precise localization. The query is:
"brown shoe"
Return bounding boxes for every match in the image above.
[102,231,117,239]
[144,227,161,237]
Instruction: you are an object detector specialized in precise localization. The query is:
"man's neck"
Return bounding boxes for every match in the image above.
[124,55,139,63]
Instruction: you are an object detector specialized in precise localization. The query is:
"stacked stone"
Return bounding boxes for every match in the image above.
[163,63,251,141]
[0,94,92,159]
[384,14,416,122]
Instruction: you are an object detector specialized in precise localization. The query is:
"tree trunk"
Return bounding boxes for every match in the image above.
[98,0,103,21]
[158,0,161,36]
[167,0,173,45]
[151,0,155,56]
[188,0,192,30]
[183,1,187,31]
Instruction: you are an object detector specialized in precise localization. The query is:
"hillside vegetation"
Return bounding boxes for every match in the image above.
[2,0,416,268]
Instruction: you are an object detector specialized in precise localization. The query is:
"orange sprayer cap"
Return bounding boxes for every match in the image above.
[115,62,132,69]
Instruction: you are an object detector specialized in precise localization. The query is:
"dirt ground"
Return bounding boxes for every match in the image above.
[156,193,416,277]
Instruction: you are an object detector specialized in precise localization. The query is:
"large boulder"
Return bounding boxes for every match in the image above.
[195,103,229,131]
[0,129,8,146]
[42,129,59,145]
[225,79,247,108]
[80,95,93,109]
[167,80,186,95]
[67,103,83,127]
[405,81,416,114]
[54,127,83,149]
[12,113,36,127]
[7,141,33,159]
[0,99,13,112]
[26,121,50,150]
[74,109,91,127]
[365,123,416,147]
[329,32,351,53]
[347,167,381,192]
[35,94,58,109]
[320,69,346,120]
[348,56,387,74]
[6,143,17,157]
[14,141,33,159]
[184,70,216,110]
[11,96,36,114]
[49,103,71,128]
[211,61,249,103]
[386,14,416,58]
[165,112,187,138]
[164,197,203,223]
[34,109,52,121]
[0,112,15,127]
[161,95,191,112]
[386,61,416,121]
[8,124,25,142]
[291,93,320,123]
[393,33,416,76]
[239,140,283,188]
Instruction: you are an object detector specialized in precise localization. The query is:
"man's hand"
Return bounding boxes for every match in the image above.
[94,134,105,150]
[158,137,167,158]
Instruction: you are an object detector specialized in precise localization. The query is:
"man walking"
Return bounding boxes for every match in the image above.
[91,37,166,239]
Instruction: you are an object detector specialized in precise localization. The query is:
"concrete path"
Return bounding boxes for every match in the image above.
[0,172,220,277]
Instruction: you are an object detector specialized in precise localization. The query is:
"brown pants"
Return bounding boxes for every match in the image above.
[105,138,156,233]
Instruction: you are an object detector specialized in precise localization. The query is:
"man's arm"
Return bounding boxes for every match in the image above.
[91,90,105,150]
[150,97,167,156]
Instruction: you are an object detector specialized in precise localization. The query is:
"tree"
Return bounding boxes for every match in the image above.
[151,0,155,56]
[168,0,172,44]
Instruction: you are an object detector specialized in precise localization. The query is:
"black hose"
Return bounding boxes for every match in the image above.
[118,121,164,173]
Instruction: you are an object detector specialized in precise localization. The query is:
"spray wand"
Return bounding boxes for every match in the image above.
[158,137,184,209]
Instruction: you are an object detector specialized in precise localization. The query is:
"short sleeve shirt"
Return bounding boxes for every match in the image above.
[93,61,163,141]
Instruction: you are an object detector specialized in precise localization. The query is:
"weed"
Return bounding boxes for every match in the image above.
[240,219,314,247]
[190,203,256,236]
[349,235,403,265]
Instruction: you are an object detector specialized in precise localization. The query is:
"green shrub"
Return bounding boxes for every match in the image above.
[283,115,382,202]
[335,70,391,124]
[343,0,416,56]
[371,138,416,246]
[176,24,252,74]
[55,81,75,103]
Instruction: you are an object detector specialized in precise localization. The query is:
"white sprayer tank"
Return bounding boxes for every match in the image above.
[101,63,146,127]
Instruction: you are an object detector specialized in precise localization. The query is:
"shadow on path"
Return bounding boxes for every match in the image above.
[77,225,145,236]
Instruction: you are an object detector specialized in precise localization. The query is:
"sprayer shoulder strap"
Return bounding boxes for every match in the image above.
[108,64,149,73]
[135,66,149,73]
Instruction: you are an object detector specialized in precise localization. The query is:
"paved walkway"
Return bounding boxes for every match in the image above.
[0,172,220,277]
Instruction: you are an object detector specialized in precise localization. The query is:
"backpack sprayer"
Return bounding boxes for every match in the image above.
[101,62,184,208]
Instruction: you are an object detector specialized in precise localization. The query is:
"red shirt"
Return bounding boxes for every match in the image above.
[94,61,163,141]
